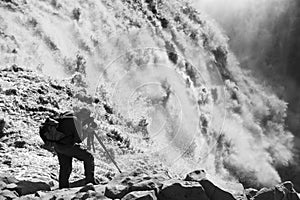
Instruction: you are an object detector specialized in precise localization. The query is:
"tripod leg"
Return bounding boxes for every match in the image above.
[93,132,122,173]
[91,133,96,152]
[87,134,91,151]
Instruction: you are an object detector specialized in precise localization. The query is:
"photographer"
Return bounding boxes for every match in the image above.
[53,108,96,189]
[81,114,97,152]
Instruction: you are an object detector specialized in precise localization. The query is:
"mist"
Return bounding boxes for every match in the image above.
[192,0,300,189]
[192,0,300,135]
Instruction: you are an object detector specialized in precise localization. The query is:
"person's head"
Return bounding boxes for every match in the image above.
[76,107,91,121]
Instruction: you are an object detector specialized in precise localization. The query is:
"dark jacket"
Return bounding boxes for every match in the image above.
[56,116,82,145]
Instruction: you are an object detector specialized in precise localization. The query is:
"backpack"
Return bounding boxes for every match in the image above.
[39,112,75,148]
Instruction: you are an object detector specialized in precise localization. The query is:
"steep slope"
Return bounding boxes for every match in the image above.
[0,66,156,185]
[0,0,298,193]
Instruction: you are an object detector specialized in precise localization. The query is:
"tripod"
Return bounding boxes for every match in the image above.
[85,129,122,173]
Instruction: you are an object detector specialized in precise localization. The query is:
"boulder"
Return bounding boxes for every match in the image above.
[157,180,209,200]
[5,180,51,196]
[185,170,207,182]
[184,170,237,200]
[253,181,300,200]
[122,190,157,200]
[105,169,168,199]
[199,179,236,200]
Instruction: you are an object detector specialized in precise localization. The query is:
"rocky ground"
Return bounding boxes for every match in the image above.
[0,64,299,200]
[0,166,299,200]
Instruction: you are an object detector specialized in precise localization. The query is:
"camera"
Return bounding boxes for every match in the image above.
[85,117,97,129]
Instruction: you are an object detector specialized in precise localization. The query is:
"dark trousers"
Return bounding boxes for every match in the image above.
[54,144,95,189]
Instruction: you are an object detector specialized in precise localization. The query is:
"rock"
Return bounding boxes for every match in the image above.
[105,183,131,199]
[0,176,19,184]
[199,179,236,200]
[74,190,107,200]
[77,183,95,193]
[165,41,178,64]
[210,180,244,198]
[253,181,300,200]
[11,64,23,72]
[245,188,258,199]
[11,48,18,54]
[0,181,6,190]
[157,180,209,200]
[6,180,51,196]
[36,185,106,199]
[39,96,49,104]
[0,189,19,199]
[5,183,18,189]
[34,190,46,197]
[184,170,237,200]
[72,8,81,21]
[283,181,296,192]
[4,88,17,95]
[74,191,94,199]
[14,140,26,148]
[158,17,168,28]
[2,160,11,166]
[104,169,168,199]
[184,170,206,182]
[0,118,5,136]
[122,190,157,200]
[50,82,64,90]
[48,181,55,188]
